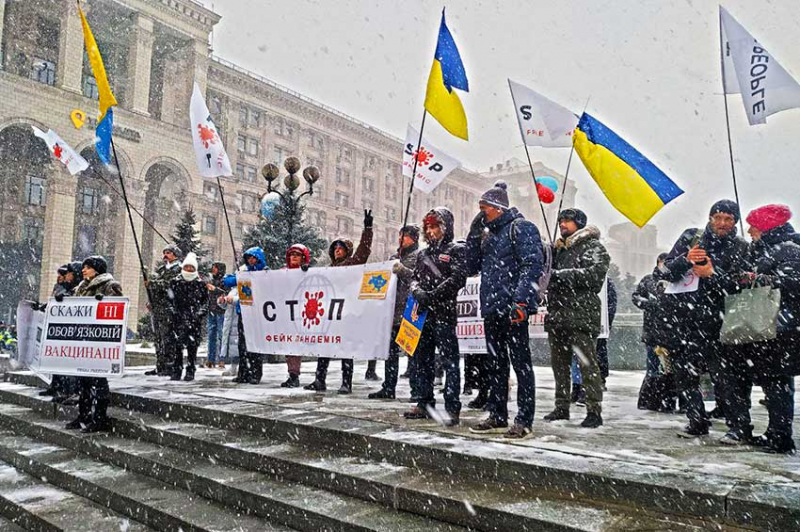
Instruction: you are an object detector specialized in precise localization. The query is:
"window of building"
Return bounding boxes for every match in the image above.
[82,75,99,100]
[273,146,288,165]
[274,117,294,137]
[237,135,247,153]
[239,106,248,126]
[384,207,396,221]
[79,187,99,214]
[445,186,455,200]
[385,182,398,200]
[31,58,56,86]
[235,163,246,179]
[247,138,259,156]
[362,177,374,193]
[22,218,43,243]
[25,176,46,206]
[335,192,349,207]
[337,217,352,234]
[335,167,350,185]
[203,183,218,202]
[242,195,256,212]
[209,95,223,115]
[203,215,217,235]
[246,166,257,182]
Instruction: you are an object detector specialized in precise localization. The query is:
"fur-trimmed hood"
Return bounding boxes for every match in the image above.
[556,225,602,250]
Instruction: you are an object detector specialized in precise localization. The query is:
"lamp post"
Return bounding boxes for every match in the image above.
[261,157,321,249]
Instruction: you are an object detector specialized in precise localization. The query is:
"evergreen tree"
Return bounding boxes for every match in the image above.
[607,262,637,314]
[171,206,209,268]
[243,188,327,270]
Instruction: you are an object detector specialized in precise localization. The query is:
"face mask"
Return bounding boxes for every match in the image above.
[181,270,198,282]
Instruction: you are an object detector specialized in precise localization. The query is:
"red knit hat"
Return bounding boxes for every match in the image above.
[746,204,792,232]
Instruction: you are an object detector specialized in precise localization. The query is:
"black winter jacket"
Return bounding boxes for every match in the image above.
[632,271,667,346]
[391,243,420,326]
[169,277,208,332]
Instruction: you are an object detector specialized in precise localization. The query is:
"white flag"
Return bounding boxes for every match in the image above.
[508,79,578,148]
[31,126,89,175]
[402,125,461,194]
[190,82,232,177]
[720,6,800,125]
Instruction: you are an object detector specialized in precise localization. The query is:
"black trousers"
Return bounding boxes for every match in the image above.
[414,318,461,415]
[382,324,402,393]
[237,316,262,383]
[51,375,79,396]
[671,338,724,429]
[315,358,354,388]
[78,377,109,423]
[172,322,201,378]
[153,311,174,375]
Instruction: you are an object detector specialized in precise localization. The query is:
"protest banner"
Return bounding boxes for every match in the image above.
[457,276,609,353]
[35,297,128,378]
[238,261,397,359]
[14,301,46,374]
[395,295,427,356]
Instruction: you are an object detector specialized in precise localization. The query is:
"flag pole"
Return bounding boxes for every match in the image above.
[507,80,553,244]
[551,96,590,242]
[400,110,428,234]
[215,176,239,266]
[719,11,746,235]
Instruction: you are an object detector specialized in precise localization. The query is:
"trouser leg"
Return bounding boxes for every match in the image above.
[341,359,353,388]
[763,376,794,438]
[596,338,610,381]
[286,356,302,377]
[316,358,330,383]
[485,315,510,424]
[508,321,535,428]
[366,360,377,375]
[548,331,573,412]
[93,378,110,422]
[572,331,602,414]
[78,377,92,422]
[384,325,400,392]
[415,326,436,410]
[236,316,248,381]
[436,322,461,416]
[571,356,583,385]
[672,344,708,428]
[718,348,752,433]
[408,352,420,398]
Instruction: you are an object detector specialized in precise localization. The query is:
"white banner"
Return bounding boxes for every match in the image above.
[32,126,89,175]
[239,262,397,359]
[190,82,233,177]
[36,297,128,378]
[508,79,577,148]
[402,124,461,194]
[14,301,46,372]
[720,6,800,125]
[457,277,609,354]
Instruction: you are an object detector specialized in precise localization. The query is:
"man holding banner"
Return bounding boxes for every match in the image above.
[403,208,466,425]
[466,182,544,439]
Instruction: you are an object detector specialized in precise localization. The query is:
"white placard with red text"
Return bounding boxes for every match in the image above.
[238,262,397,359]
[36,297,128,377]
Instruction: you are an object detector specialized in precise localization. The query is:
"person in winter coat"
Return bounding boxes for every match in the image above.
[632,253,678,412]
[281,244,311,388]
[369,225,420,400]
[168,253,208,381]
[740,205,799,454]
[66,256,122,433]
[305,210,373,394]
[223,247,268,384]
[403,208,467,426]
[145,244,183,376]
[465,182,544,439]
[41,262,83,403]
[571,277,617,404]
[205,261,227,368]
[544,209,610,429]
[653,200,749,440]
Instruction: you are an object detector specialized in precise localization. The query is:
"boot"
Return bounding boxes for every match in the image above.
[364,360,380,381]
[81,418,112,433]
[183,365,195,382]
[65,418,84,430]
[442,413,460,427]
[403,406,431,420]
[581,412,603,429]
[543,408,570,422]
[217,361,226,369]
[368,388,395,400]
[304,380,326,392]
[280,375,300,388]
[677,421,710,438]
[467,393,488,410]
[144,369,158,376]
[337,383,352,395]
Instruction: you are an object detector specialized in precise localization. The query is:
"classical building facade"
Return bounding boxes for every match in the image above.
[0,0,565,326]
[605,222,663,281]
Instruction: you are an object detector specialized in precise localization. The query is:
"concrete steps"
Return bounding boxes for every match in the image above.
[0,376,763,531]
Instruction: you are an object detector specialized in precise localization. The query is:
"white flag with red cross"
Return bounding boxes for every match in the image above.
[190,82,232,177]
[31,126,89,176]
[402,124,461,194]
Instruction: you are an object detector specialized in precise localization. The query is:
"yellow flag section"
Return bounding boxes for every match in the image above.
[78,5,117,121]
[424,61,468,140]
[573,113,683,227]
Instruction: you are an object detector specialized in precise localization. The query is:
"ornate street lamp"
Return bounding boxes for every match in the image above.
[260,157,321,247]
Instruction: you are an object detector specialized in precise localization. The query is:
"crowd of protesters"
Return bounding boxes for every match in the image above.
[30,181,797,454]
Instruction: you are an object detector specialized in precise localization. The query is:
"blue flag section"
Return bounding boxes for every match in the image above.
[433,10,469,93]
[95,107,113,164]
[395,295,427,356]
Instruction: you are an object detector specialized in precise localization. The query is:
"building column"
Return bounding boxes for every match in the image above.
[56,0,84,94]
[127,14,154,115]
[0,0,7,70]
[190,38,209,95]
[114,178,148,330]
[38,169,77,302]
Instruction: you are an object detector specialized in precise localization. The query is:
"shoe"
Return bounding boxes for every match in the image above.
[368,389,395,400]
[504,424,533,439]
[222,364,238,377]
[52,394,67,404]
[337,384,352,395]
[570,384,584,404]
[246,378,261,385]
[467,395,487,410]
[758,398,767,406]
[364,371,381,381]
[304,380,326,392]
[280,375,300,388]
[602,379,608,392]
[580,412,603,429]
[218,362,226,369]
[543,409,570,422]
[403,406,431,420]
[752,433,797,454]
[60,396,79,406]
[708,407,725,420]
[407,396,420,403]
[81,419,112,433]
[231,376,244,383]
[144,369,158,376]
[719,429,751,446]
[205,362,214,369]
[434,377,443,387]
[469,417,509,434]
[38,389,55,397]
[183,373,195,382]
[462,386,473,396]
[399,371,409,379]
[170,374,182,381]
[677,422,710,438]
[65,418,83,430]
[442,413,460,427]
[574,387,587,407]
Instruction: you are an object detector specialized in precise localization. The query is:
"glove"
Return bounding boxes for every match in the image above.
[95,294,104,301]
[54,294,64,303]
[301,264,309,272]
[510,303,528,324]
[468,212,486,238]
[363,209,373,229]
[755,256,776,274]
[392,262,408,275]
[412,287,431,307]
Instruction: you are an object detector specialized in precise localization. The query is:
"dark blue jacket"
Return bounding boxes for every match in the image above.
[466,208,544,317]
[223,247,268,314]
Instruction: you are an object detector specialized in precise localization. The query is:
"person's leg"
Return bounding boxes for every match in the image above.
[206,315,217,365]
[250,353,263,384]
[573,331,602,415]
[341,359,353,390]
[93,378,110,424]
[286,356,301,377]
[315,358,330,384]
[718,347,752,437]
[597,338,610,382]
[414,327,436,411]
[508,321,535,428]
[78,377,91,423]
[437,322,461,417]
[672,344,708,431]
[548,329,572,413]
[408,352,420,398]
[571,356,583,385]
[365,359,378,379]
[185,341,198,380]
[484,315,510,424]
[383,325,401,393]
[236,316,249,382]
[764,376,794,439]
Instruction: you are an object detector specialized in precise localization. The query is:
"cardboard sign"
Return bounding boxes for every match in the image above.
[395,295,427,356]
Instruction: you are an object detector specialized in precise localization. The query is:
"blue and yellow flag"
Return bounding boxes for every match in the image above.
[573,113,683,227]
[79,6,117,164]
[424,9,469,140]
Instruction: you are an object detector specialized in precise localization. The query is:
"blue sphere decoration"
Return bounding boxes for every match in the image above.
[260,192,281,219]
[535,176,559,193]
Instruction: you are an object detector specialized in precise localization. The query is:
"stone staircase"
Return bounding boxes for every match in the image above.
[0,373,793,531]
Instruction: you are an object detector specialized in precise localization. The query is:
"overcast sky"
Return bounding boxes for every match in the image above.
[203,0,800,248]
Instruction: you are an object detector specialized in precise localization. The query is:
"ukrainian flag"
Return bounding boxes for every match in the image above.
[79,6,117,164]
[573,113,683,227]
[424,9,469,140]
